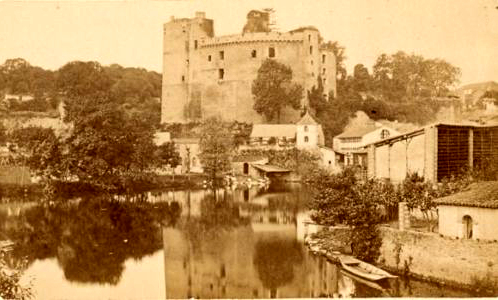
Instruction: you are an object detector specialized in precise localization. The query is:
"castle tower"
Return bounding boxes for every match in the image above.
[161,11,336,125]
[161,12,214,123]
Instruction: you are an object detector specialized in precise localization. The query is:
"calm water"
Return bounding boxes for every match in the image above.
[0,183,472,299]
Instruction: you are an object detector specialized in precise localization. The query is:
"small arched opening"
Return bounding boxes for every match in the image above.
[243,163,249,175]
[462,215,473,239]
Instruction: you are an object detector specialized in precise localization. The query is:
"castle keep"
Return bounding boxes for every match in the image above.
[161,11,337,124]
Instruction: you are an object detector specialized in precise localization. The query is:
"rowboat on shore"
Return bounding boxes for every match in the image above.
[339,270,392,296]
[339,256,397,282]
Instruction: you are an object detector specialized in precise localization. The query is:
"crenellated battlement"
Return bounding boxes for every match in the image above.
[199,32,305,48]
[161,11,337,124]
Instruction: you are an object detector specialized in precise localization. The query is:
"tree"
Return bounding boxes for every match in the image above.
[56,61,112,98]
[308,170,384,262]
[252,59,303,123]
[26,94,158,193]
[9,126,57,157]
[353,64,372,92]
[308,76,327,114]
[155,142,181,170]
[372,51,460,101]
[198,117,234,185]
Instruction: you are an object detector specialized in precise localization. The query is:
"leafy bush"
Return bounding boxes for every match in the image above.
[307,170,386,262]
[0,256,33,300]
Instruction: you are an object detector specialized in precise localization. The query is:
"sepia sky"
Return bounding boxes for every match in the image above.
[0,0,497,86]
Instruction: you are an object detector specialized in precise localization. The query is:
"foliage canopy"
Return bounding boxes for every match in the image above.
[252,59,303,123]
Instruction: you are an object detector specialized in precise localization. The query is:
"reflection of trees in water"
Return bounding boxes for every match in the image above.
[254,183,311,210]
[182,191,251,255]
[4,197,181,285]
[253,238,303,290]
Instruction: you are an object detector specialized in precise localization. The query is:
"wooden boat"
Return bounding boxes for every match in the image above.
[340,270,392,297]
[339,256,397,281]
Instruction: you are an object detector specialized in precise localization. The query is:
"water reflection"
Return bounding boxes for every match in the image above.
[0,184,473,299]
[160,184,311,299]
[0,198,181,285]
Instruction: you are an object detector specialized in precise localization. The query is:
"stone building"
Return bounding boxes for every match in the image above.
[436,181,498,241]
[161,11,336,124]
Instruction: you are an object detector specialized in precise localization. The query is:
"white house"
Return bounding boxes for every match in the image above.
[295,112,325,149]
[250,112,324,149]
[249,112,340,171]
[436,181,498,241]
[333,121,399,166]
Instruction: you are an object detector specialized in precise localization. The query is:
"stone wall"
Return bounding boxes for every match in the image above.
[378,226,498,286]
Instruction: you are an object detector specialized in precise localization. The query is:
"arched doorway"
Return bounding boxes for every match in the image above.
[243,163,249,175]
[463,215,473,239]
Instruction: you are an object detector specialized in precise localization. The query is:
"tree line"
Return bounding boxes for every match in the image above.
[0,58,162,125]
[252,47,461,146]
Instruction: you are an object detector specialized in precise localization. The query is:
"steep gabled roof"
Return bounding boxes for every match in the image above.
[250,124,296,138]
[296,111,320,125]
[435,181,498,209]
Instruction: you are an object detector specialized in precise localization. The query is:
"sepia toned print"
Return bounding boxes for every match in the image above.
[0,1,497,299]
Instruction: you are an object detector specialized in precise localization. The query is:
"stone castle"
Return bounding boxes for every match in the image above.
[161,10,337,124]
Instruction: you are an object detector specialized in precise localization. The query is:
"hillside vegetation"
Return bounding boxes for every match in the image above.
[0,58,162,126]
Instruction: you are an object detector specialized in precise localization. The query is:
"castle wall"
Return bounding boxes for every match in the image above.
[162,13,336,124]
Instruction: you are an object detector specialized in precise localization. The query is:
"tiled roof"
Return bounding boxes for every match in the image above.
[435,181,498,209]
[250,124,296,138]
[296,112,320,125]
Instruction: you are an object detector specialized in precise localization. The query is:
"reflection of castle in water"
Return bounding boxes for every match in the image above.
[157,185,355,299]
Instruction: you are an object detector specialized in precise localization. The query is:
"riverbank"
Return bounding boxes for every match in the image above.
[0,174,208,202]
[303,224,498,296]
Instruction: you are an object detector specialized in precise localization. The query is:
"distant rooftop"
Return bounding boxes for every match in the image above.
[436,181,498,209]
[296,111,320,125]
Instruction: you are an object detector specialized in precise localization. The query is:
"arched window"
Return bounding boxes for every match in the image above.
[251,50,257,58]
[463,215,473,239]
[380,129,390,139]
[304,125,308,132]
[243,163,249,175]
[304,136,309,143]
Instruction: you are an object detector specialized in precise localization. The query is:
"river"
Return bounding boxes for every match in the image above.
[0,183,472,298]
